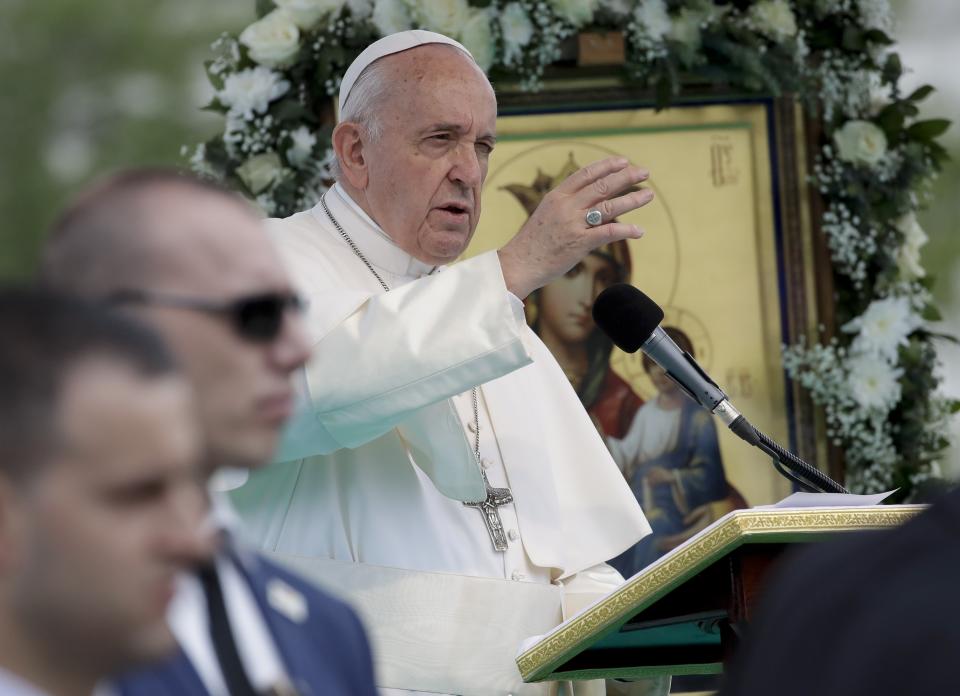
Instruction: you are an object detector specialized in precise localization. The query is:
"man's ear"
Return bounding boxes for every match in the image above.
[332,122,369,190]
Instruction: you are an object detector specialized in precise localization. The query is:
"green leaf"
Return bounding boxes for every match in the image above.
[256,0,275,18]
[864,29,894,46]
[882,53,902,86]
[842,27,865,52]
[927,140,951,167]
[907,85,935,102]
[926,331,960,345]
[272,99,310,122]
[922,303,944,322]
[200,99,226,113]
[907,118,951,141]
[951,400,960,414]
[876,104,905,141]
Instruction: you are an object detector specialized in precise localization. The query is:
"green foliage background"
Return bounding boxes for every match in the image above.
[1,2,957,479]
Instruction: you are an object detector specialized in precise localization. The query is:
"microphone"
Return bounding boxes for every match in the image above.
[592,284,847,494]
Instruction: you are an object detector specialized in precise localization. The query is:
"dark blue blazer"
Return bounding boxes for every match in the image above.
[114,547,377,696]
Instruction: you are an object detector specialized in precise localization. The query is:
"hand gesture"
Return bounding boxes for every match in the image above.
[497,156,654,299]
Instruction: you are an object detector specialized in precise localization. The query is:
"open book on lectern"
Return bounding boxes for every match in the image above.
[515,498,921,685]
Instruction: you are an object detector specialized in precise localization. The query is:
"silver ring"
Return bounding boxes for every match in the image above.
[585,209,603,227]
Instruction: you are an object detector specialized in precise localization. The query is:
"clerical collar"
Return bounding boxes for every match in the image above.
[316,184,439,280]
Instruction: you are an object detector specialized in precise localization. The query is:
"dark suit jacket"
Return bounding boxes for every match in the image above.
[721,487,960,696]
[114,547,377,696]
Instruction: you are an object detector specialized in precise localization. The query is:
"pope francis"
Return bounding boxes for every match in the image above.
[230,30,664,696]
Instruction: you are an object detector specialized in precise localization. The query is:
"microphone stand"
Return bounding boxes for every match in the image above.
[715,402,849,494]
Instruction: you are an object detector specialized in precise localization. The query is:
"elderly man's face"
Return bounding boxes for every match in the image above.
[363,45,497,265]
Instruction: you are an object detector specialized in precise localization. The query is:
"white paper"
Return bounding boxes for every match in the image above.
[758,490,897,509]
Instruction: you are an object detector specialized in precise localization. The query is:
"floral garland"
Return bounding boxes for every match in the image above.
[190,0,954,499]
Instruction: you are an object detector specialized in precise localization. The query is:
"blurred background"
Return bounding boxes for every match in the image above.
[2,0,957,469]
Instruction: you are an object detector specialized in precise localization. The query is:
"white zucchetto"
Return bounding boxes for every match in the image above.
[337,30,475,116]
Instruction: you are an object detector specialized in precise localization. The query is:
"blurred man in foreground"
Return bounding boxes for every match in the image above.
[42,170,377,695]
[0,287,211,696]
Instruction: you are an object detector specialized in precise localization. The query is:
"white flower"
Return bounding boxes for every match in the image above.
[846,352,902,412]
[346,0,374,18]
[858,0,892,31]
[239,10,301,68]
[274,0,344,28]
[843,296,920,361]
[668,8,702,49]
[286,126,318,168]
[459,9,495,72]
[500,2,534,64]
[549,0,598,28]
[599,0,631,18]
[895,212,929,280]
[749,0,797,41]
[633,0,671,43]
[217,66,291,119]
[372,0,412,34]
[833,120,888,167]
[236,151,284,194]
[410,0,471,36]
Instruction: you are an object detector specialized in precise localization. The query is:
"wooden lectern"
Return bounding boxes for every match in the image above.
[516,505,923,685]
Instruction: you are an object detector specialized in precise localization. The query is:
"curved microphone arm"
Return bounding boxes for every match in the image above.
[722,408,849,494]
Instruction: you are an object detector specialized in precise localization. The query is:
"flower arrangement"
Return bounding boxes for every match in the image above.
[189,0,954,498]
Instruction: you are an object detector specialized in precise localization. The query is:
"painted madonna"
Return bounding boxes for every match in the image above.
[506,155,745,579]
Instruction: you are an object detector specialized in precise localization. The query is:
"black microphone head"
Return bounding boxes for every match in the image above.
[592,284,665,353]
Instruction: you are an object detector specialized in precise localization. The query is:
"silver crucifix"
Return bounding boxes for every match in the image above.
[463,482,514,552]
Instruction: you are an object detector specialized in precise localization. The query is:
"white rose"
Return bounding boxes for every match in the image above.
[633,0,671,42]
[217,66,291,119]
[459,9,495,72]
[237,151,284,194]
[239,10,301,68]
[549,0,598,28]
[410,0,471,37]
[372,0,413,35]
[668,8,702,49]
[500,2,534,64]
[833,120,887,167]
[599,0,631,18]
[274,0,345,29]
[846,352,902,412]
[286,126,318,168]
[749,0,797,41]
[347,0,374,19]
[858,0,892,31]
[895,212,928,280]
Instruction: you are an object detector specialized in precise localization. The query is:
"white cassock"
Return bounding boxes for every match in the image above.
[230,184,657,695]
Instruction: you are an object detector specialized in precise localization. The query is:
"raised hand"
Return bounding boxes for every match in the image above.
[497,156,654,299]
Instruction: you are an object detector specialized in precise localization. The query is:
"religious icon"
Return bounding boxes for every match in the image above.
[503,158,746,576]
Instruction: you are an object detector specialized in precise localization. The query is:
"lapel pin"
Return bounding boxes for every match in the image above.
[267,578,308,624]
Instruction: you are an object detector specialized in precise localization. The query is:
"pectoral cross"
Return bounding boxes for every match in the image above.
[463,480,514,552]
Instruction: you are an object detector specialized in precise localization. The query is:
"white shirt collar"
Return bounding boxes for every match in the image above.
[312,183,439,281]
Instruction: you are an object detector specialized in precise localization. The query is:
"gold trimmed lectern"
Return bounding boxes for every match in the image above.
[517,505,924,685]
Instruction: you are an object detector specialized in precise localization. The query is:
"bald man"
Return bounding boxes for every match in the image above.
[41,170,377,696]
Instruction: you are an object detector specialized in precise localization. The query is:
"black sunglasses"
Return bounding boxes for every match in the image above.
[108,289,305,343]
